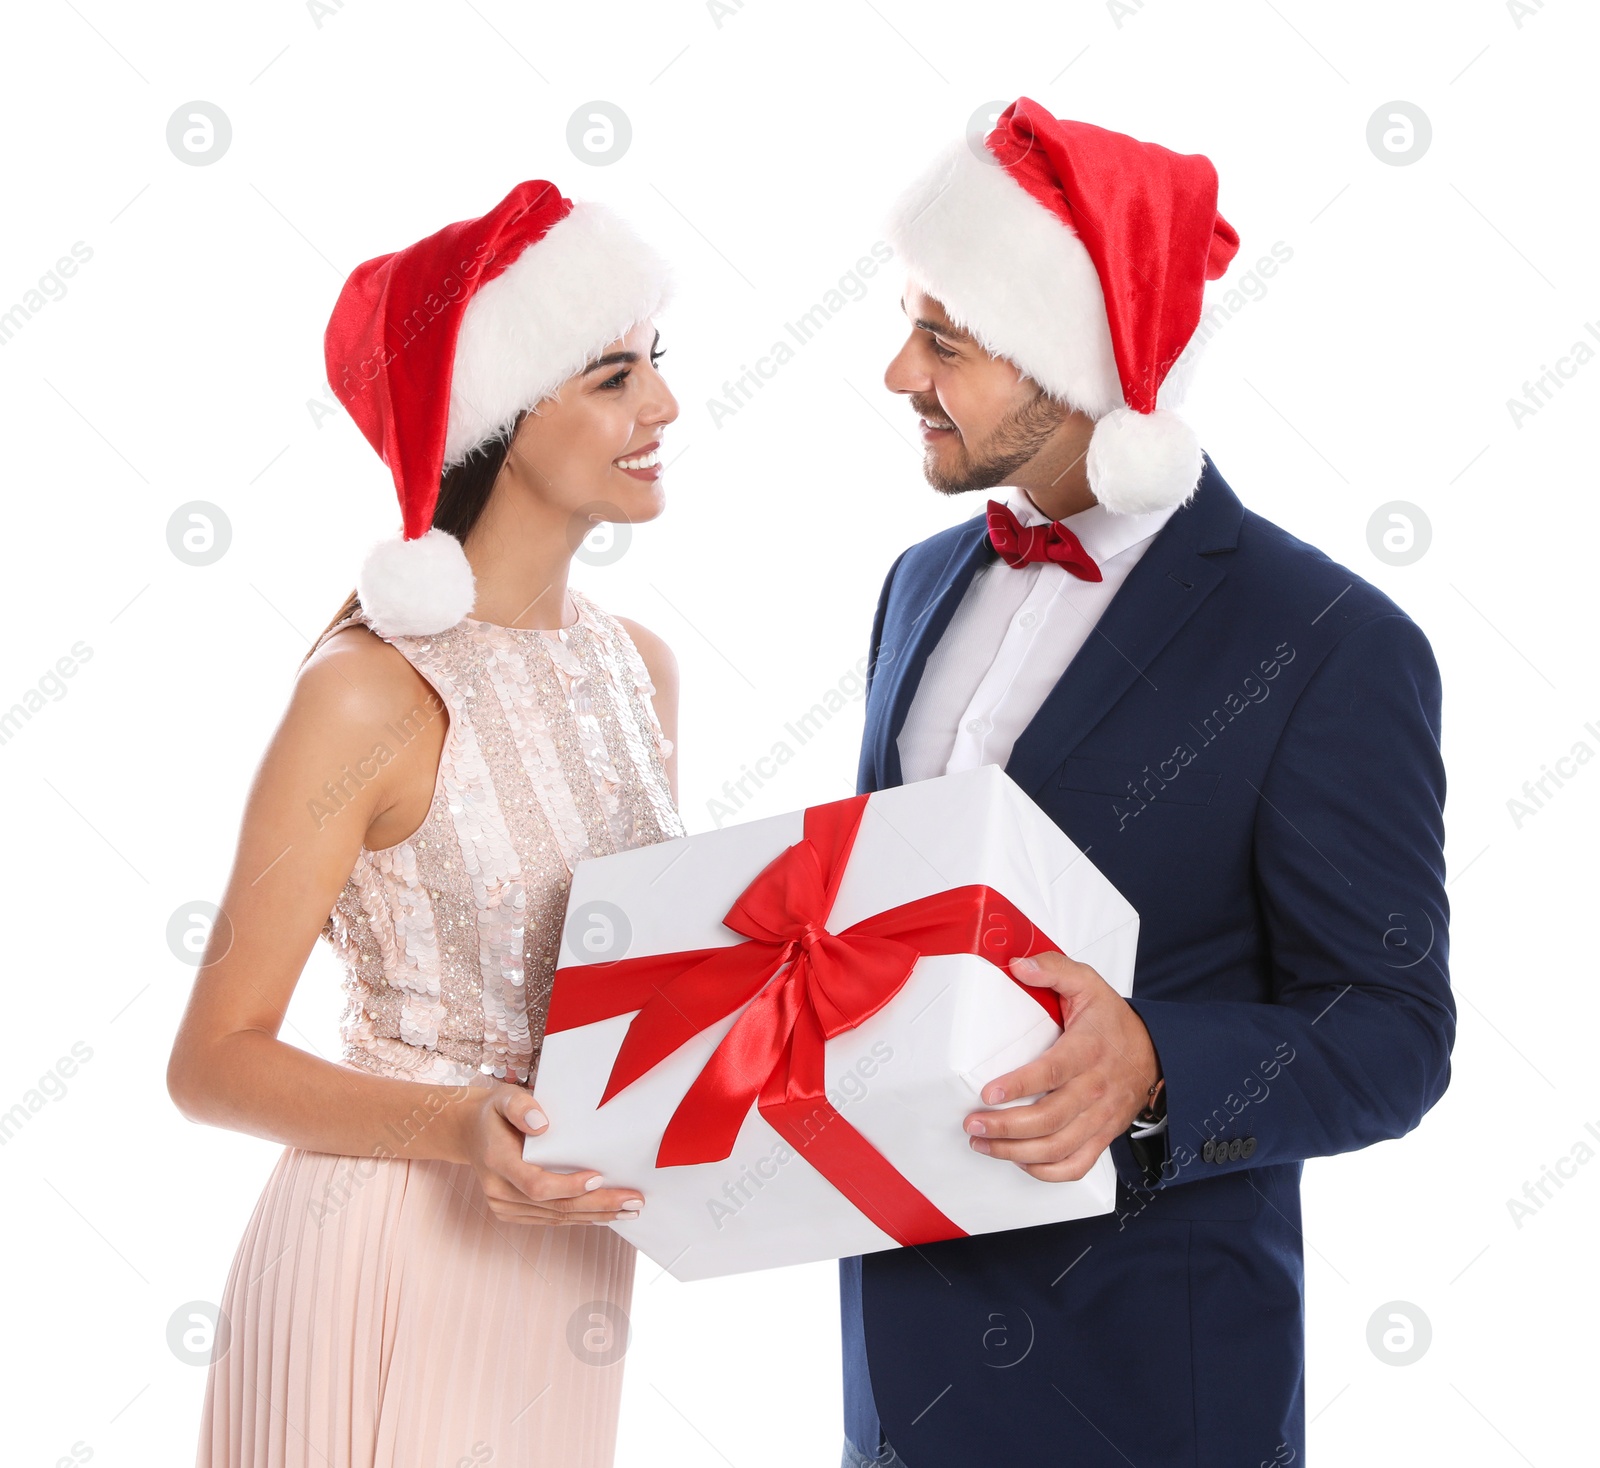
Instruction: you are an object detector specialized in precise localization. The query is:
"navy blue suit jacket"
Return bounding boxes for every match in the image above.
[841,458,1454,1467]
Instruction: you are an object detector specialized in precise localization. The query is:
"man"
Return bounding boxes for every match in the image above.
[841,98,1454,1468]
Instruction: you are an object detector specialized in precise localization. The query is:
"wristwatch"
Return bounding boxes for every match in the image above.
[1128,1075,1167,1139]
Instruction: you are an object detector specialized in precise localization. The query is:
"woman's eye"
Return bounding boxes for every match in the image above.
[650,349,666,366]
[600,368,630,389]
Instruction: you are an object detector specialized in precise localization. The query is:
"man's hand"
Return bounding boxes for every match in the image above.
[965,951,1162,1182]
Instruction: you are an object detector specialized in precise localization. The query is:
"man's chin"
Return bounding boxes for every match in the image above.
[923,444,997,497]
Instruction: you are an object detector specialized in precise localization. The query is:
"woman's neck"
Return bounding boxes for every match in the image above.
[460,491,577,631]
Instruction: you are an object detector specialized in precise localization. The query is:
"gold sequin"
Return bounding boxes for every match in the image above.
[318,589,684,1087]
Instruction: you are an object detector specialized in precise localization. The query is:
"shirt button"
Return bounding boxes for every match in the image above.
[1019,611,1037,628]
[966,718,985,734]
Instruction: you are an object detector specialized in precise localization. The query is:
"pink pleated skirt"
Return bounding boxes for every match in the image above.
[195,1144,636,1467]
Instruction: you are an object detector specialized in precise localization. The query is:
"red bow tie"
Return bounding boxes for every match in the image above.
[985,499,1103,581]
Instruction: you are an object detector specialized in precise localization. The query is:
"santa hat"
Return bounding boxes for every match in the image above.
[324,179,672,636]
[884,98,1239,515]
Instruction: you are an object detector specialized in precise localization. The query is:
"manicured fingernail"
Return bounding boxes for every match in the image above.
[617,1210,640,1220]
[583,1176,606,1192]
[620,1197,644,1210]
[966,1117,986,1135]
[524,1108,547,1131]
[984,1085,1005,1104]
[1012,955,1039,972]
[970,1138,991,1155]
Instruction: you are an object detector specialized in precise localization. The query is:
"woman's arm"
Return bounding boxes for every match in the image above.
[617,615,679,804]
[166,626,644,1224]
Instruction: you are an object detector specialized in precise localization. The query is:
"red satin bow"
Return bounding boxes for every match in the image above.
[986,499,1103,580]
[544,793,1065,1247]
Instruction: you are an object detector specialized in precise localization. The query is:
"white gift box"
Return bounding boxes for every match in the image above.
[524,764,1138,1281]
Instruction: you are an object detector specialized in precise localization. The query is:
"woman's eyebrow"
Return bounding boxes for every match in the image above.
[583,332,663,375]
[582,350,639,375]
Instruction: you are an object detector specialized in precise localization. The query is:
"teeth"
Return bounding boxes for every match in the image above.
[616,448,661,470]
[922,418,955,432]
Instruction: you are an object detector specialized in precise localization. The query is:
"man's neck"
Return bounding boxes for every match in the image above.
[1009,414,1098,521]
[1009,476,1098,523]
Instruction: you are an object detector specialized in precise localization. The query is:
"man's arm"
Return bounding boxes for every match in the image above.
[968,613,1455,1192]
[1112,611,1454,1190]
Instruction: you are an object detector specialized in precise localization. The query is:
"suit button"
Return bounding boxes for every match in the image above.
[1227,1137,1243,1161]
[1241,1136,1257,1159]
[1202,1138,1216,1162]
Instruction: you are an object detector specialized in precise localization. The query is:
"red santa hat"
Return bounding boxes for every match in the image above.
[884,98,1240,515]
[324,179,672,636]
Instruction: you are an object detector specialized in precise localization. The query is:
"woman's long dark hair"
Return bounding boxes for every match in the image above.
[302,412,527,665]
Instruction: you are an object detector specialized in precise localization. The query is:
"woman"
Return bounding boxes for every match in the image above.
[168,180,684,1467]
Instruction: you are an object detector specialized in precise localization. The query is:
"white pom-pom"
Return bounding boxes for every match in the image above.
[1086,407,1205,516]
[356,527,476,637]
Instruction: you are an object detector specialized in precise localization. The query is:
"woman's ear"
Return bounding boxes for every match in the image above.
[499,411,537,485]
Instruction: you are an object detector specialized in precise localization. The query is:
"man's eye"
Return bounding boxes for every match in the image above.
[931,340,956,360]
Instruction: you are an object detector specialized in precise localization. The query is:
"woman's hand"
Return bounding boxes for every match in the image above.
[456,1081,644,1226]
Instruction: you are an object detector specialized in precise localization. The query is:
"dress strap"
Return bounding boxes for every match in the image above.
[574,590,674,762]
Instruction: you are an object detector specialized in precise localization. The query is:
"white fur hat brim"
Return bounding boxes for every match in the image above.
[442,201,673,466]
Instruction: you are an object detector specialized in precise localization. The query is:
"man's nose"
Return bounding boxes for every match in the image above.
[884,337,927,395]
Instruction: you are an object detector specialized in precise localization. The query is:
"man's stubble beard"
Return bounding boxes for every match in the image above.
[917,389,1070,497]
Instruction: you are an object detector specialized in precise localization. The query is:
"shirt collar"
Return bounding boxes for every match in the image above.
[1002,484,1179,565]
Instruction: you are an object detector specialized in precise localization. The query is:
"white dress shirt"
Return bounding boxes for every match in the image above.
[896,487,1178,785]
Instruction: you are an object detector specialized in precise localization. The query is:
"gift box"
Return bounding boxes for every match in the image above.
[523,763,1139,1281]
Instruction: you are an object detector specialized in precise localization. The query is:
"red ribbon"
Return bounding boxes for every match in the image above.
[545,792,1063,1248]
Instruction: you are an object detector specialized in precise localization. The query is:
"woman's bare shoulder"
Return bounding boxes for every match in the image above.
[290,624,443,739]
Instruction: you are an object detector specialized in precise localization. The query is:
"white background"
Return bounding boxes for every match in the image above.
[1,1,1596,1463]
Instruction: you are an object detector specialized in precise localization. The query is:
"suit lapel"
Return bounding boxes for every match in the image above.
[1003,460,1245,798]
[869,515,993,791]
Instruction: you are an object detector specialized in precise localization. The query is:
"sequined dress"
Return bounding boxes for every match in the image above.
[196,589,684,1468]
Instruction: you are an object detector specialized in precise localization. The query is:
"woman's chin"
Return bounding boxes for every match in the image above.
[605,475,668,521]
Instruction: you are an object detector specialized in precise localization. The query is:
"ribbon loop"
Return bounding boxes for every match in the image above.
[722,833,830,945]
